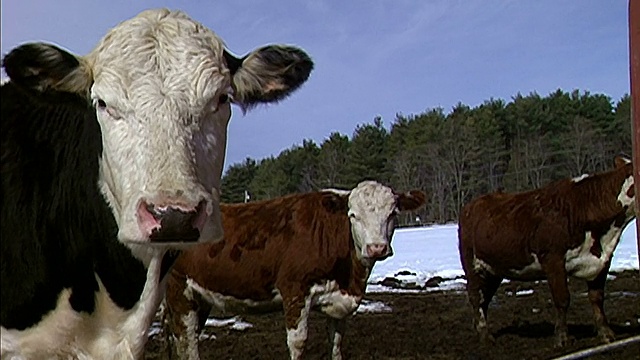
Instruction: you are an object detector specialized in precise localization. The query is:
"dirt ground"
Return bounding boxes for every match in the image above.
[145,270,640,360]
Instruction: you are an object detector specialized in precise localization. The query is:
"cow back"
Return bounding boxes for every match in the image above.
[172,191,354,301]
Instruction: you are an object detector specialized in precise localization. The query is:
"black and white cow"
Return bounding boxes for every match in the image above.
[0,8,312,359]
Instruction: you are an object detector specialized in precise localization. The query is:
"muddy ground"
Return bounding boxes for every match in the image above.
[145,270,640,360]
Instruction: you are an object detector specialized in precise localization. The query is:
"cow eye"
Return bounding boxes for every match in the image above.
[219,94,229,104]
[95,99,107,109]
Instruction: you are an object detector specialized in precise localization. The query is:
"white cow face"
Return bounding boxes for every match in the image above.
[613,155,636,217]
[2,8,313,252]
[344,181,426,262]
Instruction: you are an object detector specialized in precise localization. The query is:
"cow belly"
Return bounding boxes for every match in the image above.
[1,274,160,360]
[185,278,361,319]
[185,277,283,316]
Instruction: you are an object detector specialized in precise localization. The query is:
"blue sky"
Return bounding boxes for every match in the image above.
[1,1,631,171]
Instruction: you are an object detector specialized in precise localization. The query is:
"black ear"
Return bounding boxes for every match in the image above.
[397,190,427,212]
[231,44,313,109]
[2,42,82,92]
[223,49,244,75]
[321,192,348,214]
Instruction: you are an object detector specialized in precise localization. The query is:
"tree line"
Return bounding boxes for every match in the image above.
[221,89,632,226]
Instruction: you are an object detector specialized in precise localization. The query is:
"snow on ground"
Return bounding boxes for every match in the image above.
[150,220,638,335]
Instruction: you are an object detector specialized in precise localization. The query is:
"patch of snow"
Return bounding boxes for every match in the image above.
[147,321,163,337]
[205,316,253,331]
[368,220,638,293]
[199,333,216,340]
[515,289,534,297]
[356,300,392,314]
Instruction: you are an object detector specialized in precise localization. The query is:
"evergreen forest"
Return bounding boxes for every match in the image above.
[221,89,633,226]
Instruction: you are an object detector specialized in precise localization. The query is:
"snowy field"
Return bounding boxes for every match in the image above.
[367,219,639,294]
[150,220,638,336]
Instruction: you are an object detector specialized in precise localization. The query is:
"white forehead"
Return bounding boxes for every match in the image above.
[88,9,228,110]
[348,181,396,215]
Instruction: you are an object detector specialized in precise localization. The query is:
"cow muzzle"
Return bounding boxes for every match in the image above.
[365,243,392,260]
[137,200,207,243]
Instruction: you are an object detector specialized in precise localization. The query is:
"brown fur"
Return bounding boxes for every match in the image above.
[458,156,635,347]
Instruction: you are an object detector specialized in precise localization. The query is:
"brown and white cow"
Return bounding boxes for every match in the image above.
[458,155,636,347]
[162,180,426,359]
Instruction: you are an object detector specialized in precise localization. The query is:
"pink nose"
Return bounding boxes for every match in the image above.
[137,200,207,242]
[366,244,388,258]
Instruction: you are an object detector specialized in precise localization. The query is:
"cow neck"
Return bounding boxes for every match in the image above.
[568,169,631,228]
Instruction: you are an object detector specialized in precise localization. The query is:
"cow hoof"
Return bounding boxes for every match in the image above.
[479,331,496,345]
[598,327,616,343]
[553,333,571,348]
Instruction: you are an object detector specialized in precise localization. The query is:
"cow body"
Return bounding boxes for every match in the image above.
[458,156,636,347]
[163,181,426,359]
[1,8,312,359]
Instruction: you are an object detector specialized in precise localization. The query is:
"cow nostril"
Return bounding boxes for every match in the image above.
[366,244,388,257]
[145,202,164,221]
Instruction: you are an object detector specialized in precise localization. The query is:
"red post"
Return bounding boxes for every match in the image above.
[630,1,640,265]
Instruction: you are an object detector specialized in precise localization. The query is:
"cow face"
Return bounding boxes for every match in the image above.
[2,9,313,250]
[614,155,636,216]
[346,181,426,262]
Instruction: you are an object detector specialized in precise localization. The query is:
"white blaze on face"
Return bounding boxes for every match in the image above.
[617,175,635,215]
[347,181,398,260]
[88,9,231,247]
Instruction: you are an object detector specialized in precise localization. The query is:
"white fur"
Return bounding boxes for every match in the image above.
[310,280,362,319]
[565,225,627,280]
[87,9,232,247]
[185,278,283,314]
[571,174,590,183]
[327,318,346,360]
[286,305,310,360]
[618,175,635,210]
[180,311,200,360]
[1,253,166,359]
[473,256,497,276]
[506,254,543,279]
[345,181,398,260]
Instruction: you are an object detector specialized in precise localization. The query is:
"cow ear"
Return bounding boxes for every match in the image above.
[2,42,92,95]
[229,45,313,111]
[613,153,632,169]
[397,190,427,212]
[321,192,348,214]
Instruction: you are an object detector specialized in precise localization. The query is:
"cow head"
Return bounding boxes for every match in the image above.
[2,9,313,252]
[614,154,636,217]
[323,181,427,263]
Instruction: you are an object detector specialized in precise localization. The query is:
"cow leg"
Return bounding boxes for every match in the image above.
[468,272,502,344]
[163,273,204,360]
[542,257,571,347]
[284,296,311,360]
[326,317,347,360]
[586,265,615,343]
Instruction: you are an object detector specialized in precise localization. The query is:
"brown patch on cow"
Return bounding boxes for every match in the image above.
[229,244,242,262]
[207,240,225,258]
